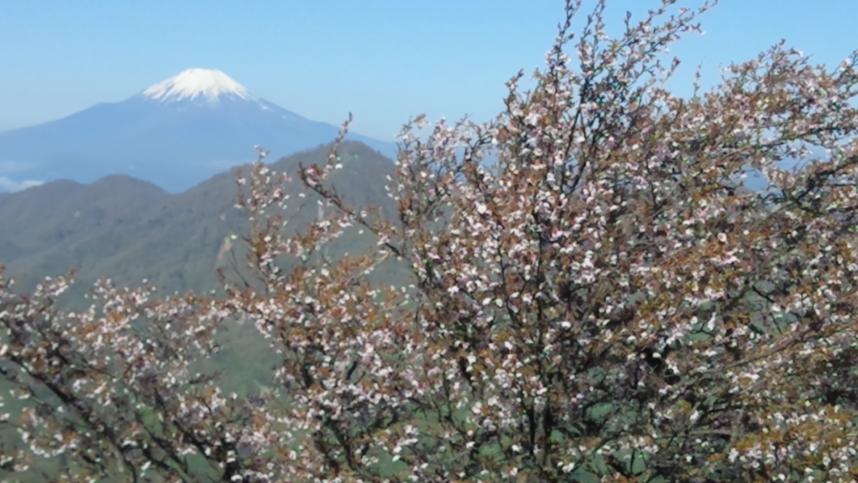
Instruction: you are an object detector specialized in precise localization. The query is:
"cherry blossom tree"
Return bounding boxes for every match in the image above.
[3,0,858,481]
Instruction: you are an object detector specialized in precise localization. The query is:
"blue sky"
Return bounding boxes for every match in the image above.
[0,1,855,140]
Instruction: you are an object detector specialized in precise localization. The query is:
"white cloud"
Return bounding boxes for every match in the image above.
[0,176,43,192]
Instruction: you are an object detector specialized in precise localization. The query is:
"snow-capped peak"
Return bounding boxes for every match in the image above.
[142,68,251,103]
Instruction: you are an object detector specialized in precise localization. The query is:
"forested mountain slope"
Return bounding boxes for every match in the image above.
[0,141,394,296]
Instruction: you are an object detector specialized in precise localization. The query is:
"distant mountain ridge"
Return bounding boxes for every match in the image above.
[0,141,395,296]
[0,68,395,192]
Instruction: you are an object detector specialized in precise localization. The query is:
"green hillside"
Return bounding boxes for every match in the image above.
[0,141,395,297]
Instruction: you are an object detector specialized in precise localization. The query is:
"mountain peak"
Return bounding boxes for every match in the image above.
[142,68,250,103]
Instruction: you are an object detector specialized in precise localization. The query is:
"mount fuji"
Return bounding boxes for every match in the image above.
[0,68,394,192]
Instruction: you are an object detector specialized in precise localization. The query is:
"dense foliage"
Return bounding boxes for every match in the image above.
[2,0,858,480]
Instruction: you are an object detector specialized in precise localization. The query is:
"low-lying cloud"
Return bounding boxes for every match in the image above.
[0,176,43,192]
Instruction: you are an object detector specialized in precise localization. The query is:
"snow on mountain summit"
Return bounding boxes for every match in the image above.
[0,67,395,193]
[142,68,250,102]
